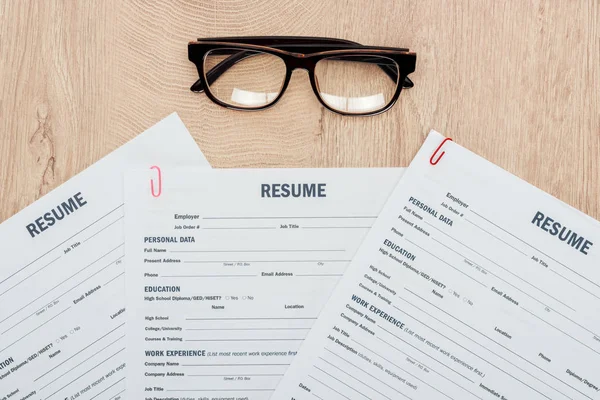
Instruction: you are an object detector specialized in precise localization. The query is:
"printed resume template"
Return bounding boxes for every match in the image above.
[123,168,404,399]
[0,114,209,400]
[272,131,600,400]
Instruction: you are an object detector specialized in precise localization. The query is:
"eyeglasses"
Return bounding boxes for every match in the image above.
[188,36,416,116]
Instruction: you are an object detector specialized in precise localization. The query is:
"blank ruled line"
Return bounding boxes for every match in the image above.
[186,339,303,342]
[0,256,62,298]
[405,238,487,288]
[89,377,125,400]
[316,362,394,400]
[0,204,123,286]
[308,375,352,400]
[521,307,600,358]
[81,216,124,244]
[322,349,416,400]
[166,389,275,392]
[545,303,600,338]
[296,274,343,277]
[186,328,310,331]
[337,341,455,400]
[312,393,325,400]
[389,301,568,400]
[204,227,276,230]
[464,218,528,256]
[103,272,124,287]
[186,317,316,321]
[470,210,600,292]
[184,260,350,264]
[302,226,372,229]
[203,216,377,220]
[42,347,124,399]
[110,389,125,399]
[172,249,346,253]
[181,363,290,367]
[1,254,123,335]
[34,323,125,382]
[429,230,576,312]
[313,366,371,399]
[548,268,600,301]
[188,373,284,377]
[38,335,124,390]
[403,288,593,400]
[162,274,258,278]
[0,307,72,353]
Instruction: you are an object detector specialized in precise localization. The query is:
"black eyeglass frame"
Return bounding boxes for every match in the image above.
[188,36,417,116]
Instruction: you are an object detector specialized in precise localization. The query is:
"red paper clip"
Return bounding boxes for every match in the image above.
[430,138,453,165]
[150,165,162,197]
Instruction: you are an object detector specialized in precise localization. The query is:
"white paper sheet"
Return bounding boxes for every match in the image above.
[272,131,600,400]
[123,168,404,399]
[0,113,210,400]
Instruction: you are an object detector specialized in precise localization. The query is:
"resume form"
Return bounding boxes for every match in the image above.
[0,114,209,400]
[123,168,404,399]
[273,131,600,400]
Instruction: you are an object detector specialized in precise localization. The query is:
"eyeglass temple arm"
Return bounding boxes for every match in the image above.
[190,50,414,92]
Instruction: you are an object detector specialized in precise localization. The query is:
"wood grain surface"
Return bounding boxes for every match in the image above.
[0,0,598,222]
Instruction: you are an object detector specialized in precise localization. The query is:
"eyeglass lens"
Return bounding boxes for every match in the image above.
[314,55,399,114]
[203,48,286,108]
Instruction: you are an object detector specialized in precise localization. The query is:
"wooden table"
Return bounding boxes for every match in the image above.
[0,0,598,222]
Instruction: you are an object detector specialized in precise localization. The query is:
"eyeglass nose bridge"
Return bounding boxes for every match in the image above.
[276,56,329,114]
[280,56,321,96]
[283,53,317,72]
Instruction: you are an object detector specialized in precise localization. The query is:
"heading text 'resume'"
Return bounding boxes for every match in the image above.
[261,183,326,198]
[25,192,88,238]
[531,211,593,255]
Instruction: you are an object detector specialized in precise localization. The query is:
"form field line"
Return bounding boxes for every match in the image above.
[0,204,123,286]
[322,348,421,400]
[428,229,576,312]
[172,249,346,253]
[0,307,72,353]
[1,254,123,334]
[89,377,125,400]
[403,288,590,399]
[38,335,124,390]
[34,323,125,382]
[0,256,62,298]
[389,298,573,400]
[470,210,600,292]
[308,374,352,400]
[405,238,487,288]
[464,218,528,256]
[203,216,377,220]
[42,347,125,399]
